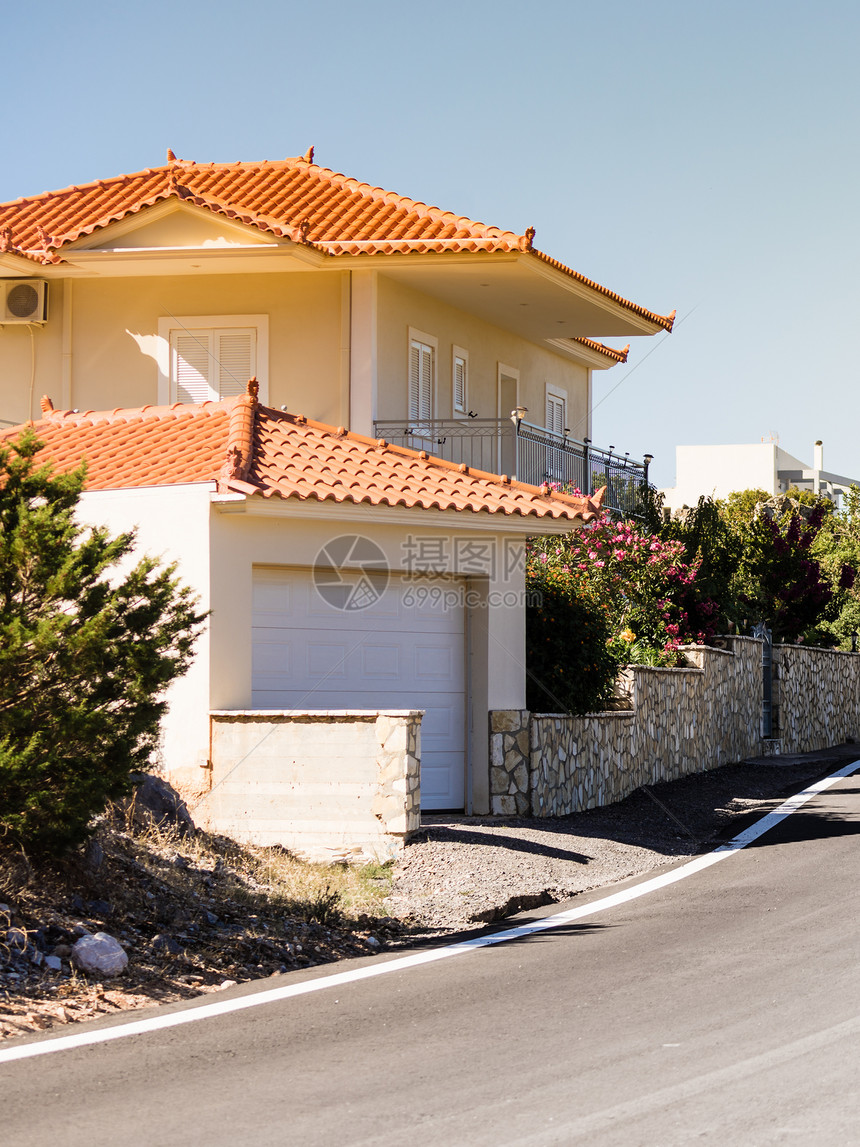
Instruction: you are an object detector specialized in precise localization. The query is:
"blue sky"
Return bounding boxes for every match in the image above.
[4,0,858,487]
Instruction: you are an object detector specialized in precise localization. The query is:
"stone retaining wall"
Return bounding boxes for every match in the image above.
[202,710,422,861]
[490,635,860,818]
[770,643,860,752]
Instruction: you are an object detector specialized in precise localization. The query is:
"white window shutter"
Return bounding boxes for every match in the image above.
[173,332,213,404]
[419,344,433,422]
[408,342,421,422]
[409,339,434,427]
[453,355,467,413]
[546,393,566,437]
[216,328,256,399]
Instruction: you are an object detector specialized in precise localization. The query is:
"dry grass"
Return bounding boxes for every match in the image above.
[0,809,404,1040]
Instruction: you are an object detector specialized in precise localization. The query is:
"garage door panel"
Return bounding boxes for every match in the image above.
[252,568,467,810]
[361,644,401,678]
[413,644,457,682]
[306,643,350,678]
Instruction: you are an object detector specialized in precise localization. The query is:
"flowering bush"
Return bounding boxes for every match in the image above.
[528,510,716,671]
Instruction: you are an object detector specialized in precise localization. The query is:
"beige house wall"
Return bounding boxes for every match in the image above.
[0,272,346,426]
[2,267,592,447]
[374,273,590,436]
[76,483,215,803]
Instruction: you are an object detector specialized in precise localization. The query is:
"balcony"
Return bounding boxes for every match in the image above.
[372,417,651,518]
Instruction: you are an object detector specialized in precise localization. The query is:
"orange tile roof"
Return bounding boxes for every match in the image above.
[0,386,605,523]
[571,338,630,363]
[0,153,674,332]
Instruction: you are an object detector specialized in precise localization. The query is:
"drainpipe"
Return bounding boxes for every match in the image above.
[61,280,73,411]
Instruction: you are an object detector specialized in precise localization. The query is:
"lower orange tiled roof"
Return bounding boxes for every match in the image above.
[0,385,604,523]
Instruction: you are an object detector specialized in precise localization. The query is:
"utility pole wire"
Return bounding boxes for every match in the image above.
[568,303,701,439]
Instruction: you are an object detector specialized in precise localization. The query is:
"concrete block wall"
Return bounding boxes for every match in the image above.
[201,710,422,861]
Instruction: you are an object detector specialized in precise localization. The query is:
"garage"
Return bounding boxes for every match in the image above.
[251,566,467,810]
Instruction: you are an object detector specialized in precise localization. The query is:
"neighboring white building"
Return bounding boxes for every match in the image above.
[663,441,860,511]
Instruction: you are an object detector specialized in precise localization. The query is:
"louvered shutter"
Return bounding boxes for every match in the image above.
[408,342,421,422]
[216,328,255,399]
[173,332,213,404]
[453,355,467,413]
[409,339,434,429]
[546,393,566,437]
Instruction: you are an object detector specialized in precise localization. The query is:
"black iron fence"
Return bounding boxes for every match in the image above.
[373,417,650,518]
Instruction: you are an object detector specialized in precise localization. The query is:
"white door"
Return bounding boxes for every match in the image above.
[251,567,467,810]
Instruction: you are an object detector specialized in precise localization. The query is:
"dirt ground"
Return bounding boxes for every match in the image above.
[2,744,857,1040]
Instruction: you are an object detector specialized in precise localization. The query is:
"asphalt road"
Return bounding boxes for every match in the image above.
[3,768,860,1146]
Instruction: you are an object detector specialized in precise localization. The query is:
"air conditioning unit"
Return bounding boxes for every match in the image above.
[0,280,48,324]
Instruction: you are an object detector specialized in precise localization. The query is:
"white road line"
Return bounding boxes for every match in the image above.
[2,759,857,1066]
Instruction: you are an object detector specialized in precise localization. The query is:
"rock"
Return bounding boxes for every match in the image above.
[44,955,63,971]
[88,899,112,918]
[151,933,183,955]
[218,980,237,990]
[365,936,381,949]
[72,932,129,977]
[85,839,104,870]
[123,774,195,836]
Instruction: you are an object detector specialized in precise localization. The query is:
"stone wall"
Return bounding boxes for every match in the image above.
[771,644,860,752]
[201,710,422,861]
[491,636,780,818]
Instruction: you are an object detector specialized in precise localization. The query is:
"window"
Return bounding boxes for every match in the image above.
[545,384,569,483]
[545,385,568,438]
[171,327,255,403]
[408,328,436,432]
[156,315,268,405]
[452,346,468,416]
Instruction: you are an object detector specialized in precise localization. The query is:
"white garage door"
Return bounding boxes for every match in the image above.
[251,567,466,810]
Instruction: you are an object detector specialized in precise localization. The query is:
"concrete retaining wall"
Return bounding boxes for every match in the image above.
[200,710,422,861]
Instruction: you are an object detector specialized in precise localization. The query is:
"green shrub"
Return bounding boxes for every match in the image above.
[525,577,616,715]
[0,431,206,855]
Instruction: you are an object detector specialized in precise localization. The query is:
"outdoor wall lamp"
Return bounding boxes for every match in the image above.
[510,406,529,425]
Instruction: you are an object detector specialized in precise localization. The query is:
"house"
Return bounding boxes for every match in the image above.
[664,440,859,512]
[0,152,673,855]
[0,149,673,511]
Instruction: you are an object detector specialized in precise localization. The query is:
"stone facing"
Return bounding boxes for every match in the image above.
[490,636,860,818]
[768,643,860,753]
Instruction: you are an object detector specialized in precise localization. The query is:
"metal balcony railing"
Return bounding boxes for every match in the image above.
[373,417,650,519]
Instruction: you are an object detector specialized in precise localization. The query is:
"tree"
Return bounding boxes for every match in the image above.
[0,431,206,854]
[732,502,837,642]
